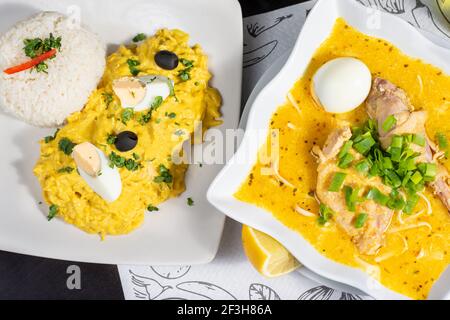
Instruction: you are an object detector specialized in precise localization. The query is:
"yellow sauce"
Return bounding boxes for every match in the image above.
[235,19,450,299]
[34,29,221,237]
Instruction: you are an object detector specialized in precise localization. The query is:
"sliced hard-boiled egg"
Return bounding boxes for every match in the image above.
[72,142,122,203]
[112,75,173,111]
[311,57,372,114]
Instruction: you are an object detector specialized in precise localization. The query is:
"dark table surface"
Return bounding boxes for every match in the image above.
[0,0,308,300]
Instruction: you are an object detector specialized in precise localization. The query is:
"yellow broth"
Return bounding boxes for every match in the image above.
[235,19,450,299]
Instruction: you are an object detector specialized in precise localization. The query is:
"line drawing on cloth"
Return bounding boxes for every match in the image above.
[298,285,335,300]
[150,265,191,279]
[357,0,406,13]
[249,283,281,300]
[246,14,294,38]
[339,292,365,300]
[176,281,237,300]
[411,0,450,38]
[130,270,172,300]
[243,40,278,68]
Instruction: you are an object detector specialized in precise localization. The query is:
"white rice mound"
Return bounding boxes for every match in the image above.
[0,12,106,127]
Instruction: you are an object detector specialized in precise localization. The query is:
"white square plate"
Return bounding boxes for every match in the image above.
[0,0,242,265]
[208,0,450,299]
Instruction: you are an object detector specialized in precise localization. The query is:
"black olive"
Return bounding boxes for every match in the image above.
[115,131,138,152]
[154,50,179,70]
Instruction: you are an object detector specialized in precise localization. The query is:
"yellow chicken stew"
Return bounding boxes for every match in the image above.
[235,19,450,299]
[34,29,221,237]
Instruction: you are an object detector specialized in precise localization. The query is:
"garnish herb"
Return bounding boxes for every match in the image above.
[132,33,146,43]
[57,167,74,174]
[436,132,448,150]
[187,197,194,206]
[328,172,347,192]
[344,186,362,212]
[318,204,334,226]
[167,112,176,119]
[48,204,59,221]
[382,115,397,132]
[147,205,159,212]
[127,59,141,76]
[132,153,140,160]
[58,138,76,155]
[23,33,62,73]
[107,134,117,145]
[178,58,194,81]
[44,128,60,143]
[102,92,114,108]
[154,164,173,184]
[108,152,140,172]
[354,213,368,229]
[138,96,163,125]
[121,108,134,124]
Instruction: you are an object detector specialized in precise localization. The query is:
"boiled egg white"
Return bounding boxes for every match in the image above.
[72,142,122,203]
[311,57,372,114]
[112,75,173,112]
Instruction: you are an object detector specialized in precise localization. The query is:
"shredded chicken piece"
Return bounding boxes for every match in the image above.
[315,127,394,255]
[367,78,450,213]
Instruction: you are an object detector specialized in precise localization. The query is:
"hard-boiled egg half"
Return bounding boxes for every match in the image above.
[311,57,372,114]
[112,75,173,111]
[72,142,122,203]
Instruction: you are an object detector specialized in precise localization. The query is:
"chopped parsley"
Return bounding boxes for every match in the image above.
[132,33,146,43]
[48,204,59,221]
[121,108,134,124]
[58,138,76,155]
[154,164,173,183]
[137,96,163,125]
[107,134,117,145]
[57,167,74,174]
[178,58,194,81]
[167,112,176,119]
[102,92,114,108]
[187,197,194,206]
[23,33,62,73]
[44,128,60,143]
[132,153,140,160]
[147,205,159,212]
[127,59,141,76]
[108,152,140,172]
[152,96,163,109]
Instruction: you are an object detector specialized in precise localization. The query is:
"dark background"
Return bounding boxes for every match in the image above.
[0,0,307,300]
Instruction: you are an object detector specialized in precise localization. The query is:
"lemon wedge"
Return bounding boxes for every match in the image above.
[242,225,301,277]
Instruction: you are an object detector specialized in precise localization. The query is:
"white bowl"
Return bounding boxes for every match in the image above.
[207,0,450,300]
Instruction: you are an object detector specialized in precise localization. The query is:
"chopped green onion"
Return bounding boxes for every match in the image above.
[391,135,403,149]
[328,172,347,192]
[318,204,334,226]
[355,213,368,229]
[404,194,420,214]
[366,188,390,206]
[418,163,437,178]
[410,171,423,185]
[382,115,397,132]
[412,134,426,147]
[436,132,448,149]
[338,153,354,169]
[353,135,376,155]
[344,186,361,212]
[389,147,402,162]
[338,141,353,159]
[355,159,370,174]
[387,195,406,210]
